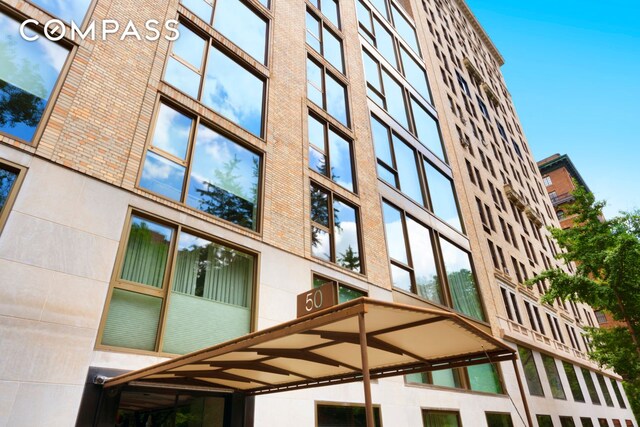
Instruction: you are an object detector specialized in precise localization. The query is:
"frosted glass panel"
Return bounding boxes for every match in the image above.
[163,293,251,354]
[102,289,162,351]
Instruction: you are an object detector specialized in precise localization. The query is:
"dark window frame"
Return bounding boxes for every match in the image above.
[0,158,26,235]
[97,208,258,356]
[0,7,76,145]
[310,181,364,274]
[162,20,268,138]
[137,97,264,232]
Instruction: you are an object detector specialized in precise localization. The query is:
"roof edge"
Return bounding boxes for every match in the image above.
[538,154,591,193]
[454,0,505,66]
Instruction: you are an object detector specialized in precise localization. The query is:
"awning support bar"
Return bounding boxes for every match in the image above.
[358,312,375,427]
[512,358,533,427]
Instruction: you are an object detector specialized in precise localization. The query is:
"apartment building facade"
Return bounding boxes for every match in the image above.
[0,0,635,426]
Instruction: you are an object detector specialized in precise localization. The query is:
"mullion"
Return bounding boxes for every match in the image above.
[328,191,336,262]
[155,223,182,352]
[180,115,201,204]
[416,153,433,212]
[432,231,454,309]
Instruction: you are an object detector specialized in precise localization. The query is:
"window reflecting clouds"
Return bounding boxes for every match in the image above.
[393,135,423,204]
[187,124,260,230]
[310,184,362,273]
[400,47,431,103]
[411,98,445,160]
[307,58,349,127]
[151,104,192,159]
[202,46,264,136]
[328,130,354,191]
[165,58,201,99]
[308,113,355,192]
[407,218,441,303]
[382,202,407,264]
[325,73,348,126]
[140,102,261,230]
[181,0,213,23]
[390,3,419,54]
[333,200,361,272]
[140,151,186,201]
[164,25,265,137]
[382,200,443,304]
[214,0,267,63]
[0,13,69,142]
[323,27,344,73]
[373,19,397,69]
[29,0,92,24]
[381,70,408,128]
[424,161,462,232]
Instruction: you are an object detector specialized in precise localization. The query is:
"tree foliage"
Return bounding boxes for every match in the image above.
[0,38,46,130]
[528,185,640,416]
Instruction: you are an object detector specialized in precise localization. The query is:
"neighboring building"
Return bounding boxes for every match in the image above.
[537,153,591,229]
[537,154,627,331]
[0,0,636,426]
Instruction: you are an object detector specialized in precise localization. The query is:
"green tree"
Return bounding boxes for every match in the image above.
[528,185,640,416]
[0,38,47,130]
[338,245,360,271]
[196,155,256,229]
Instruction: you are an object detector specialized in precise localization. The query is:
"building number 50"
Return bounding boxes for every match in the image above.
[305,289,324,312]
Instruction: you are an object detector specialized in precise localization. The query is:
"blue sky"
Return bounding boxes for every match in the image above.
[464,0,640,218]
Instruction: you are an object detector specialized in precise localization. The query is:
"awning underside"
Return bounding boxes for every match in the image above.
[103,298,515,395]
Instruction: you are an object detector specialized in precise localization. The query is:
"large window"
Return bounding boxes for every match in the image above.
[356,0,431,103]
[486,413,514,427]
[423,410,461,427]
[307,57,349,126]
[440,237,484,321]
[100,215,255,354]
[140,101,262,230]
[580,419,595,427]
[0,13,70,143]
[371,116,462,231]
[406,364,502,394]
[541,354,566,399]
[562,362,585,402]
[29,0,92,24]
[611,379,626,409]
[310,184,362,273]
[596,373,614,407]
[382,202,483,321]
[317,404,381,427]
[537,415,554,427]
[500,287,523,324]
[308,113,355,192]
[518,346,544,396]
[306,9,344,73]
[164,24,265,136]
[560,417,577,427]
[580,368,601,405]
[309,0,340,29]
[363,51,445,162]
[181,0,267,63]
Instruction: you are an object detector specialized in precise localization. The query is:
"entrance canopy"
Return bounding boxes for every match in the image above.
[103,298,515,395]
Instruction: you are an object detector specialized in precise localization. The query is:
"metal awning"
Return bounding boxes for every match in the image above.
[104,298,515,392]
[103,298,519,426]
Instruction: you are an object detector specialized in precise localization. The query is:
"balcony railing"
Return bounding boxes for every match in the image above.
[504,184,525,209]
[550,192,575,207]
[525,206,543,227]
